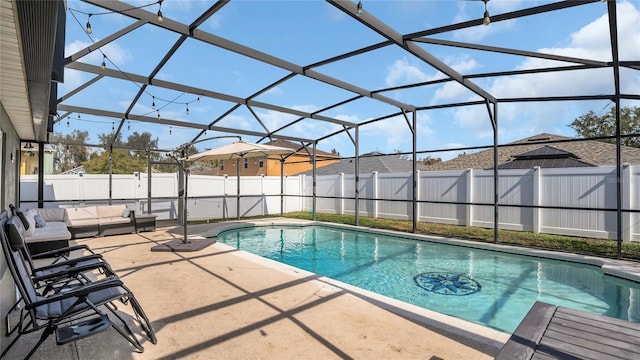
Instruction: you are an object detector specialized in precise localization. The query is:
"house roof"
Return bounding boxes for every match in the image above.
[265,139,340,159]
[301,152,427,175]
[424,133,640,171]
[496,146,594,169]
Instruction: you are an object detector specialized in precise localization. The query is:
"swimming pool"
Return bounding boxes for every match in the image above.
[217,225,640,333]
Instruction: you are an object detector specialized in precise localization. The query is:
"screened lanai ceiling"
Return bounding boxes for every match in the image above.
[26,1,640,157]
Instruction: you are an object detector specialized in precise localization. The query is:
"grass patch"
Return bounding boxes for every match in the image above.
[284,212,640,261]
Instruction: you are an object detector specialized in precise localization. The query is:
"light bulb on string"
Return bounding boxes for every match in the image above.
[157,0,164,23]
[111,122,115,132]
[127,121,131,131]
[101,54,106,70]
[86,14,92,34]
[186,104,190,115]
[482,0,491,26]
[66,117,70,127]
[169,126,172,135]
[152,96,156,110]
[356,1,362,16]
[197,96,201,103]
[157,110,161,119]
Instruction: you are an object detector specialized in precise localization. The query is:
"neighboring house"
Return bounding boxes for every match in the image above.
[424,133,640,171]
[60,166,85,175]
[300,151,428,176]
[20,143,55,175]
[195,139,340,176]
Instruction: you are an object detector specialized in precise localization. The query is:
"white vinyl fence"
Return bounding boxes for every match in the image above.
[302,166,640,241]
[20,173,303,221]
[19,165,640,241]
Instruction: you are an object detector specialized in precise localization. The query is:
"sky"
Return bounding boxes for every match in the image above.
[58,0,640,160]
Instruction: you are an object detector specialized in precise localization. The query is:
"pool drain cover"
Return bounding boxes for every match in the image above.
[414,272,481,296]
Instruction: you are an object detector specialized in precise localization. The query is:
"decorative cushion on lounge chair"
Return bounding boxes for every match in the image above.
[34,215,46,228]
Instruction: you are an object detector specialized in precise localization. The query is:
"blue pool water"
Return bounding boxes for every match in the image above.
[217,225,640,333]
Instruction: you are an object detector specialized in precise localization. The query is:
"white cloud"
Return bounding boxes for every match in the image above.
[263,86,284,96]
[360,112,433,154]
[385,58,430,86]
[65,40,132,66]
[450,1,640,140]
[446,55,479,74]
[59,69,85,93]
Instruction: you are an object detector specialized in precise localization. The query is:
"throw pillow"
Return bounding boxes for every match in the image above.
[17,211,35,237]
[16,210,30,229]
[34,215,46,228]
[122,209,131,218]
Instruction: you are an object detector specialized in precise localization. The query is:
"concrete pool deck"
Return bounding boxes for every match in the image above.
[3,217,640,359]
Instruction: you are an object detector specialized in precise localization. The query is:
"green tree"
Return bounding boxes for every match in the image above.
[98,132,124,148]
[83,148,147,174]
[569,106,640,147]
[49,130,90,173]
[127,131,158,150]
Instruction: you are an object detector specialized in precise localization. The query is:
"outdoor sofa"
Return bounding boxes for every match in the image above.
[10,204,157,255]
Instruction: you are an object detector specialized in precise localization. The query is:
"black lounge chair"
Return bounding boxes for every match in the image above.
[1,215,157,359]
[2,210,117,335]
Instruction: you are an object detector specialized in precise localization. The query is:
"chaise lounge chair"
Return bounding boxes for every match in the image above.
[0,214,157,359]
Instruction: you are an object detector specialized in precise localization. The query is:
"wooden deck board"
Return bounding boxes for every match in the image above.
[494,302,640,360]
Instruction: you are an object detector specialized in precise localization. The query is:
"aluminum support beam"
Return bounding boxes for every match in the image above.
[404,1,601,39]
[147,149,152,214]
[412,38,608,67]
[280,159,285,217]
[607,0,622,258]
[83,0,414,115]
[354,125,360,227]
[108,145,113,205]
[65,20,147,63]
[489,102,499,243]
[65,62,356,128]
[57,104,315,143]
[412,111,417,233]
[312,143,317,221]
[57,75,103,103]
[329,0,495,104]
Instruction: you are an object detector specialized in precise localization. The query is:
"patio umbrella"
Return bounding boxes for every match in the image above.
[185,141,296,162]
[153,140,295,252]
[185,141,296,220]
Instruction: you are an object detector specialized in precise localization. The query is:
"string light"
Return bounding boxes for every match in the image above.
[66,117,70,127]
[72,1,163,35]
[186,104,190,115]
[356,1,362,16]
[101,54,106,70]
[111,122,115,132]
[86,14,92,34]
[157,110,161,119]
[169,126,172,135]
[127,121,131,131]
[482,0,491,26]
[197,96,201,103]
[152,96,156,110]
[157,0,164,23]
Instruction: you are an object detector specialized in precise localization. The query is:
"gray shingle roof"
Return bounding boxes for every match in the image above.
[496,146,594,169]
[301,152,427,175]
[424,133,640,171]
